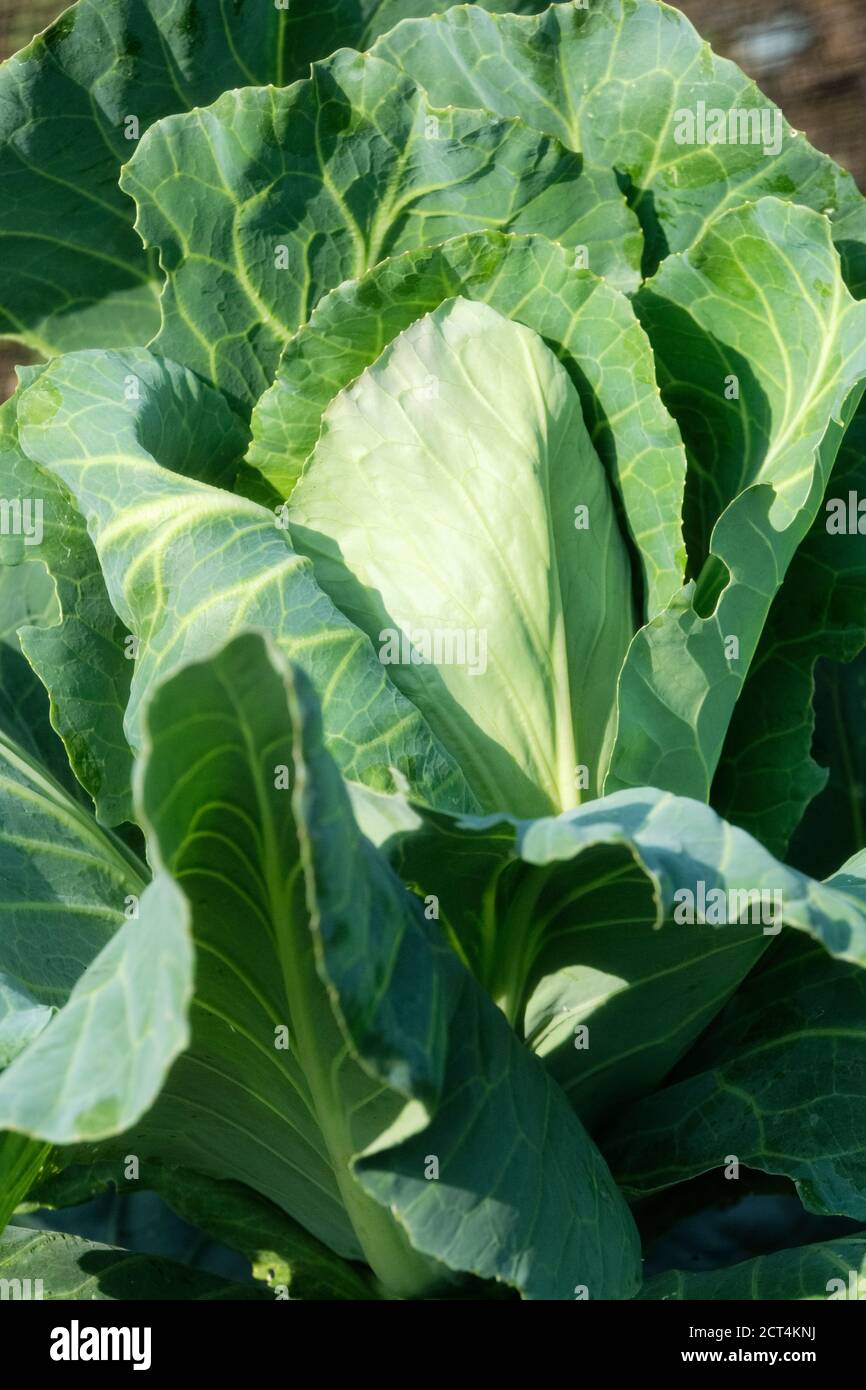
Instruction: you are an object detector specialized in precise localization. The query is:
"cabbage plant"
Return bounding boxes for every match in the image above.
[2,0,866,1302]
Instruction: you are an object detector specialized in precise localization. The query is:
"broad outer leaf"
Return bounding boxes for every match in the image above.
[641,1236,866,1301]
[291,297,635,812]
[0,730,145,1074]
[0,0,546,353]
[16,348,472,816]
[131,633,640,1299]
[128,634,435,1277]
[0,530,77,797]
[714,400,866,859]
[0,1226,267,1300]
[606,199,866,800]
[0,729,187,1194]
[121,47,641,407]
[0,873,192,1144]
[247,231,687,619]
[372,0,866,287]
[351,783,866,1127]
[0,433,132,825]
[606,928,866,1222]
[30,1161,376,1300]
[3,353,247,824]
[0,560,56,754]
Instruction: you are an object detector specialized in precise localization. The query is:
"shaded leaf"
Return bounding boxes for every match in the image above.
[0,1225,266,1300]
[641,1235,866,1301]
[791,653,866,879]
[714,400,866,858]
[606,928,866,1222]
[0,873,192,1144]
[0,726,185,1222]
[0,730,145,1075]
[31,1161,377,1299]
[351,782,866,1127]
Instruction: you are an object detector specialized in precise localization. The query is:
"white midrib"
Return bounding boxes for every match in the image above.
[530,337,581,812]
[274,858,436,1298]
[548,604,581,810]
[248,732,435,1297]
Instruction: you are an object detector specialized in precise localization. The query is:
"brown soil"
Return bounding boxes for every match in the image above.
[679,0,866,188]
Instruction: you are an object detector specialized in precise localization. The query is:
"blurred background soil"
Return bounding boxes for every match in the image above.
[683,0,866,186]
[1,0,864,402]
